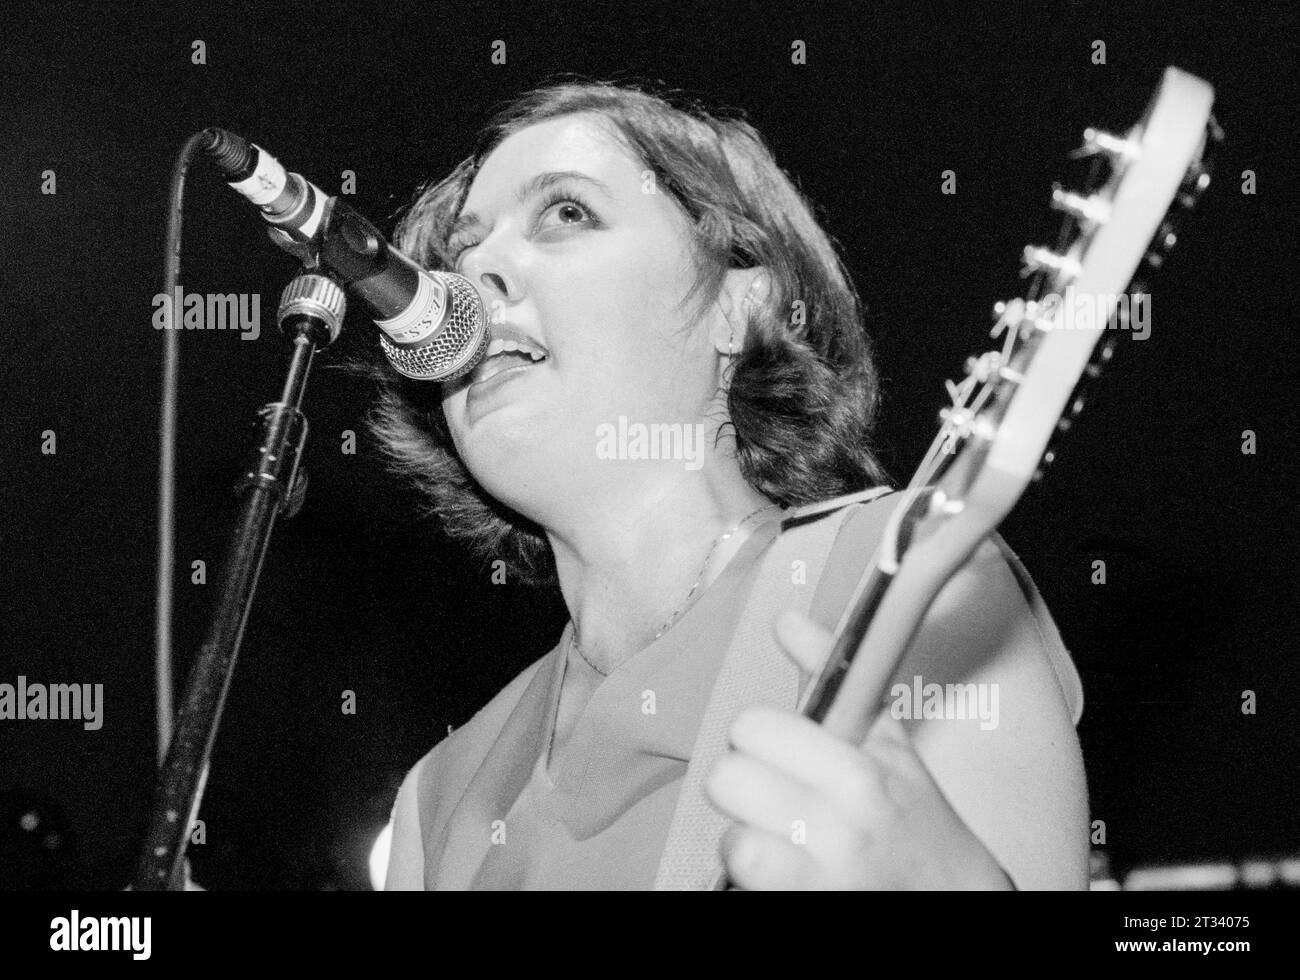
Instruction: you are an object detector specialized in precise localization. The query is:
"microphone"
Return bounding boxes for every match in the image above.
[199,127,487,381]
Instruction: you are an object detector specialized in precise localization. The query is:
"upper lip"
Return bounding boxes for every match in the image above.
[468,323,549,386]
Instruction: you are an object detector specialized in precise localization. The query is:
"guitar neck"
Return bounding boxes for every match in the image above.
[797,67,1218,746]
[798,481,998,743]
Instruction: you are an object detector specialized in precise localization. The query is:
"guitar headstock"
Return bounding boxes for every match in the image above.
[802,69,1222,745]
[919,67,1220,542]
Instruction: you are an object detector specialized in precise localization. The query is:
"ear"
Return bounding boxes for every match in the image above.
[710,267,772,355]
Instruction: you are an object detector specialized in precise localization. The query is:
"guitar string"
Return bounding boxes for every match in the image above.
[908,160,1090,497]
[810,131,1145,732]
[812,202,1075,718]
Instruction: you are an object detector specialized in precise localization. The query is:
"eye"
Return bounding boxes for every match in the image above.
[447,190,599,270]
[542,201,588,225]
[535,191,598,236]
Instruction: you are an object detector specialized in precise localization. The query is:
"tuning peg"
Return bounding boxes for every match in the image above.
[1051,183,1111,225]
[965,353,990,379]
[1141,219,1180,268]
[1177,163,1214,210]
[992,297,1061,341]
[965,350,1014,384]
[1157,220,1178,251]
[1072,127,1141,163]
[1032,447,1059,483]
[990,299,1025,338]
[1022,246,1082,281]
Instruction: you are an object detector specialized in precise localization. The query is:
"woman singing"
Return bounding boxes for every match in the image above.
[377,80,1087,890]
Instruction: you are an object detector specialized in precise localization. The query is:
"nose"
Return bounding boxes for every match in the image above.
[459,236,523,307]
[479,271,509,297]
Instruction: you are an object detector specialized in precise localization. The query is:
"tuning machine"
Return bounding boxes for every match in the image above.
[1084,336,1117,380]
[1031,451,1057,483]
[1021,246,1082,282]
[1051,183,1111,226]
[1036,335,1117,478]
[1178,113,1224,209]
[1178,165,1213,209]
[1071,126,1142,164]
[1142,218,1182,268]
[991,298,1057,343]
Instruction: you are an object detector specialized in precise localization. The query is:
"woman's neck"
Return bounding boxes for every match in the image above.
[545,464,777,675]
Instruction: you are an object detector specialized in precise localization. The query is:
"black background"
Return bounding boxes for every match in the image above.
[2,0,1296,890]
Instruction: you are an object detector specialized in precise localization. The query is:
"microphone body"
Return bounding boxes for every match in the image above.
[202,128,486,381]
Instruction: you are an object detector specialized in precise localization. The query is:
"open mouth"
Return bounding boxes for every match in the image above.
[469,337,549,387]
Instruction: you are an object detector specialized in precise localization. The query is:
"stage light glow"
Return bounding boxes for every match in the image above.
[369,821,393,891]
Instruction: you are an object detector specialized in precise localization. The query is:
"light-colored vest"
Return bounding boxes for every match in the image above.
[401,488,1082,890]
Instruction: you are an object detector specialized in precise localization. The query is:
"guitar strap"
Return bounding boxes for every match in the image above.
[652,486,1083,890]
[653,487,893,890]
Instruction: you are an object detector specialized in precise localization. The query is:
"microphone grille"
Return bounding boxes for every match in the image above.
[379,273,488,381]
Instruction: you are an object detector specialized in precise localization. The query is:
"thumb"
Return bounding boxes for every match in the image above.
[774,608,833,674]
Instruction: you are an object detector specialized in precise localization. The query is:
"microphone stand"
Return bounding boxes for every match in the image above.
[133,270,345,890]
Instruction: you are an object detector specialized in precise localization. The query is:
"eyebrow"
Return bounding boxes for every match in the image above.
[448,170,614,240]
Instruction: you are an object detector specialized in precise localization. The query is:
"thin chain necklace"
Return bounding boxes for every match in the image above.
[570,502,781,676]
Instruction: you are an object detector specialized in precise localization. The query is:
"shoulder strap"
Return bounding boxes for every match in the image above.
[798,497,1082,721]
[653,487,1083,889]
[652,493,886,890]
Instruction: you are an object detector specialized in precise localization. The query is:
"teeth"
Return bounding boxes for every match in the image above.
[486,338,547,361]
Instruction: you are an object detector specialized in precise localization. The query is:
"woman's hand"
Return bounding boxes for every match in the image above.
[704,609,1016,890]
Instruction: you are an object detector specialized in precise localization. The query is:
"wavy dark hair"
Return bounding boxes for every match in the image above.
[368,80,889,587]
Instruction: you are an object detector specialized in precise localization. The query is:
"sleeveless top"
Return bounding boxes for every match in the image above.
[384,489,1084,890]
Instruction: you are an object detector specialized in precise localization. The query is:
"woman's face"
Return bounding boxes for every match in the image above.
[440,112,730,525]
